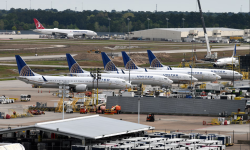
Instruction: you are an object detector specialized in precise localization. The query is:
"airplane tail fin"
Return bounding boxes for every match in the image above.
[33,18,45,29]
[66,53,87,73]
[15,55,38,76]
[121,51,139,70]
[101,52,118,71]
[147,50,163,67]
[232,44,236,57]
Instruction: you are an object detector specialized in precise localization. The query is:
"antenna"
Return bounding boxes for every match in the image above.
[240,5,242,12]
[82,2,83,11]
[6,0,7,10]
[156,4,157,12]
[75,7,77,12]
[30,0,31,10]
[51,1,52,9]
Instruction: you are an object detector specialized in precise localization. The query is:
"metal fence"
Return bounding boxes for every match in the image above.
[107,97,246,115]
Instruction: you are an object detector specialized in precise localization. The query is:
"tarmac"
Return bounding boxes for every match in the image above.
[0,80,249,148]
[0,34,40,39]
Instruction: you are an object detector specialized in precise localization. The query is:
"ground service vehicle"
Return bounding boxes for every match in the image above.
[20,94,31,102]
[146,113,155,122]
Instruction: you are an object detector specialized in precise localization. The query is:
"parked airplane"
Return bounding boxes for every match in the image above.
[147,50,242,80]
[33,18,97,38]
[122,51,221,82]
[66,53,173,86]
[101,52,197,83]
[213,44,239,67]
[15,55,131,92]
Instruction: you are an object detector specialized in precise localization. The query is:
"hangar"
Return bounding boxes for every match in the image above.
[130,28,249,42]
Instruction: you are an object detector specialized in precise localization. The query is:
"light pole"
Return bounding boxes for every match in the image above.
[182,18,185,28]
[188,33,198,97]
[147,18,150,29]
[108,18,111,37]
[166,18,169,28]
[127,18,130,83]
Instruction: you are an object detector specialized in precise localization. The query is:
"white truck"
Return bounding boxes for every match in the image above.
[0,95,15,104]
[20,94,31,102]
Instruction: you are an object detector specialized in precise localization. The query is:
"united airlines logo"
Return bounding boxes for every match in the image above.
[105,61,117,71]
[151,58,163,67]
[70,63,84,73]
[20,66,34,76]
[125,60,138,69]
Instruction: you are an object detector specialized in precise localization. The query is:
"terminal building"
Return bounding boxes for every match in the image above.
[130,28,250,43]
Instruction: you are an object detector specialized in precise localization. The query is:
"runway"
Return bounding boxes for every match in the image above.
[0,54,76,61]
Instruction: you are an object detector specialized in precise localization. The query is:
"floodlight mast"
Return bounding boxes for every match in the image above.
[197,0,212,60]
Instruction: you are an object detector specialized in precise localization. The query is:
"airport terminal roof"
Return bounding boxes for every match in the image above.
[134,27,243,32]
[0,115,154,139]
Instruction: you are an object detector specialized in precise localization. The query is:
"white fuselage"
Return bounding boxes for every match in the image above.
[121,69,220,82]
[17,76,130,90]
[105,70,198,83]
[214,57,239,67]
[171,67,242,80]
[70,73,173,86]
[33,29,97,37]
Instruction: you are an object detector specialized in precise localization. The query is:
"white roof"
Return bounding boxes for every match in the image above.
[0,115,154,139]
[134,28,243,32]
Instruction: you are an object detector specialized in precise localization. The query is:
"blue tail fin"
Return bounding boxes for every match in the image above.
[101,52,118,71]
[147,50,163,67]
[233,44,236,57]
[121,51,138,70]
[15,55,36,76]
[66,53,87,73]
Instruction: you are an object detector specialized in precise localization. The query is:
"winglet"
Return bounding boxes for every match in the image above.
[169,66,172,70]
[15,55,36,76]
[33,18,45,29]
[147,50,163,68]
[121,70,125,74]
[101,52,118,71]
[145,68,148,72]
[42,76,48,82]
[189,65,192,68]
[66,53,87,73]
[121,51,138,70]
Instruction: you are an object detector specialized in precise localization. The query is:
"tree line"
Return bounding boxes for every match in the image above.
[0,8,249,32]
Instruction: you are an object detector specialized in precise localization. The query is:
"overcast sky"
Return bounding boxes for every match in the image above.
[1,0,249,13]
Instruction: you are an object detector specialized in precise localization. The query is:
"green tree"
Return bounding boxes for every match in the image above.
[53,21,59,28]
[0,20,4,30]
[12,26,17,30]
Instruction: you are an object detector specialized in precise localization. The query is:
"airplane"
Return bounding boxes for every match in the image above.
[213,44,239,67]
[101,52,198,83]
[122,51,221,82]
[66,53,173,87]
[15,55,131,92]
[147,50,242,80]
[33,18,97,38]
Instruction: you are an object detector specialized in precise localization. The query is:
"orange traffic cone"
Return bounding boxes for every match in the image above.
[41,90,42,93]
[38,90,39,93]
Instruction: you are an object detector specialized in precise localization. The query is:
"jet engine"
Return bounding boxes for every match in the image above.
[67,34,74,39]
[74,84,87,92]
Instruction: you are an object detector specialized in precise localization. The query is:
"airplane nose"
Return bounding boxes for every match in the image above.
[94,32,97,36]
[217,75,221,80]
[193,77,198,81]
[169,79,173,84]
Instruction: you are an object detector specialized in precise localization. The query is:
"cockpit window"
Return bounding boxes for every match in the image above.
[122,81,125,83]
[213,74,216,76]
[164,78,168,80]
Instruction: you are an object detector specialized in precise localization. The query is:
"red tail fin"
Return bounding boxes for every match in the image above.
[33,18,45,29]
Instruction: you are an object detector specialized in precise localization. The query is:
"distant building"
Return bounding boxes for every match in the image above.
[130,27,248,42]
